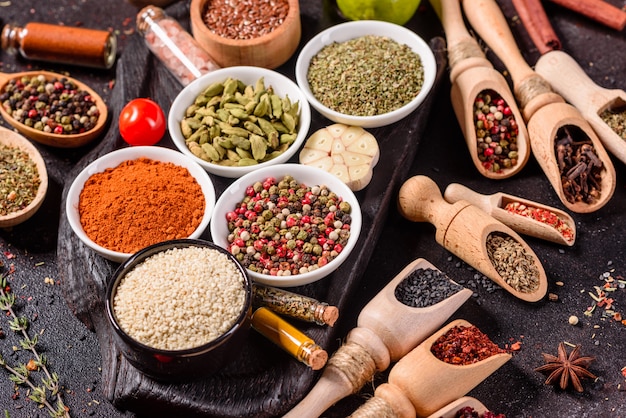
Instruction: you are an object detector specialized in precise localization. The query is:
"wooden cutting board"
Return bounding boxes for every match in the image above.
[56,1,448,416]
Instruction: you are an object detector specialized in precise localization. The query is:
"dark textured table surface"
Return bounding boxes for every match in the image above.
[0,0,625,417]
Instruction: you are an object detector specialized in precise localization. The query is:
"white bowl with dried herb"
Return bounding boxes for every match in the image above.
[295,20,437,128]
[169,66,312,178]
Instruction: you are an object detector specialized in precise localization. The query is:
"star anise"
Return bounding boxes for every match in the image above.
[534,342,597,392]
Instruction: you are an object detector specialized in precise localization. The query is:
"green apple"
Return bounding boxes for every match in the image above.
[336,0,422,25]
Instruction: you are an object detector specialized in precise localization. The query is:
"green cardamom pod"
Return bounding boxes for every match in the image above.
[271,120,289,134]
[235,91,251,105]
[229,108,249,120]
[230,136,251,150]
[222,126,251,138]
[244,120,265,136]
[185,104,199,117]
[253,98,269,117]
[250,134,268,160]
[213,140,227,159]
[280,133,297,145]
[180,119,193,138]
[237,158,259,167]
[215,136,234,149]
[223,78,238,96]
[254,77,266,95]
[268,131,280,149]
[236,147,253,159]
[257,117,278,136]
[185,125,207,143]
[202,81,224,98]
[201,143,221,162]
[245,99,259,114]
[270,94,283,118]
[281,112,296,133]
[216,108,230,122]
[244,84,255,98]
[226,149,241,162]
[281,95,292,114]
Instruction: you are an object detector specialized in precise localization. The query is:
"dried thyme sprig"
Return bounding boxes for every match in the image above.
[0,265,70,417]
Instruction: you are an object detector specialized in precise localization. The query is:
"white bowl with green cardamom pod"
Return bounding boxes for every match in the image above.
[169,66,311,178]
[295,20,436,128]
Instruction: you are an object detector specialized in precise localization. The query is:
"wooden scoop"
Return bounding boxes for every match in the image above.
[426,396,489,418]
[348,319,512,418]
[284,258,472,418]
[444,182,576,246]
[462,0,616,214]
[437,0,530,179]
[0,70,108,147]
[398,175,548,302]
[535,51,626,165]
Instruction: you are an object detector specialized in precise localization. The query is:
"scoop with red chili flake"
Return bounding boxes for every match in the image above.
[225,175,352,276]
[431,325,506,365]
[504,201,575,243]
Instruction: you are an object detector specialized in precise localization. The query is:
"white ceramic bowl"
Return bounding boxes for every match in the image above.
[210,163,362,287]
[295,20,437,128]
[66,146,216,263]
[168,66,311,178]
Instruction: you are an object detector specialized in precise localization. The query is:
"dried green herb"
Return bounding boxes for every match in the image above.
[0,145,41,216]
[307,35,424,116]
[600,106,626,141]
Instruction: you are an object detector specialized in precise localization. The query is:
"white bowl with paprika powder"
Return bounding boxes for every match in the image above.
[295,20,437,128]
[66,146,216,263]
[210,163,362,287]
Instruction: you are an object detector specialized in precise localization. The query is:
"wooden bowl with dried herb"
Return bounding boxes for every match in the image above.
[295,20,437,128]
[0,126,48,227]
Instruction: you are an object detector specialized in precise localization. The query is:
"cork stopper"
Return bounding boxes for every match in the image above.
[320,305,339,327]
[308,347,329,370]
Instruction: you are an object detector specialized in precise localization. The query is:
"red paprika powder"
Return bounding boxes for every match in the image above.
[78,157,205,254]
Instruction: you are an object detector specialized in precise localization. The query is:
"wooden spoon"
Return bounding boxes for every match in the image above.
[0,70,108,148]
[0,126,48,227]
[348,319,512,418]
[462,0,616,214]
[535,50,626,165]
[437,0,530,179]
[398,175,548,302]
[444,182,576,246]
[284,258,472,418]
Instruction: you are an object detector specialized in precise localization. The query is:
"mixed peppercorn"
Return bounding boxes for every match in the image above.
[225,175,352,276]
[0,74,100,135]
[474,90,519,173]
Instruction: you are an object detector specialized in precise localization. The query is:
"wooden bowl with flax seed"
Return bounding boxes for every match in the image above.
[189,0,301,69]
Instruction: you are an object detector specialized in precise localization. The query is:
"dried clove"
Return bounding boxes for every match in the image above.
[554,126,604,204]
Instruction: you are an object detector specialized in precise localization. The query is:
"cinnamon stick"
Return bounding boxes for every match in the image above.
[547,0,626,31]
[512,0,561,54]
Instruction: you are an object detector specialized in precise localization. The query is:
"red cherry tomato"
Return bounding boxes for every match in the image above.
[119,98,166,146]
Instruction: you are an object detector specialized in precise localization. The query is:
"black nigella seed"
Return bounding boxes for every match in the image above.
[394,267,465,308]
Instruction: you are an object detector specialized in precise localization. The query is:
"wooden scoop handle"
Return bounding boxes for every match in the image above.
[443,183,499,215]
[535,50,625,115]
[462,0,535,86]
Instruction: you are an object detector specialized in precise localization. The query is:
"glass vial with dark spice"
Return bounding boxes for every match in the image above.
[1,22,117,69]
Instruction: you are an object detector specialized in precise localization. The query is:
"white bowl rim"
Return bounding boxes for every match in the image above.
[295,20,437,128]
[210,163,362,287]
[66,146,216,263]
[168,66,312,178]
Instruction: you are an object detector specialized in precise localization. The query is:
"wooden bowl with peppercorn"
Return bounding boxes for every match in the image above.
[295,20,437,128]
[0,126,48,227]
[189,0,301,69]
[0,70,108,148]
[210,163,362,287]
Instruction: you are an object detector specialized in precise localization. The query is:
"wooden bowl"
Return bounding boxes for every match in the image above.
[0,126,48,227]
[189,0,301,69]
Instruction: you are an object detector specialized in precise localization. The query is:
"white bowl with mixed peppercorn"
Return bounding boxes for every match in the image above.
[295,20,437,128]
[169,66,311,178]
[210,163,362,287]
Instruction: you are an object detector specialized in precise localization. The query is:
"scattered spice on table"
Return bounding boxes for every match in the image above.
[474,90,520,173]
[485,232,540,293]
[503,200,575,243]
[78,158,205,254]
[534,342,596,392]
[584,266,626,325]
[431,325,506,365]
[0,144,41,216]
[252,283,339,326]
[307,35,424,116]
[394,267,464,308]
[0,74,100,135]
[201,0,289,40]
[555,125,604,204]
[225,175,352,276]
[453,406,506,418]
[600,106,626,141]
